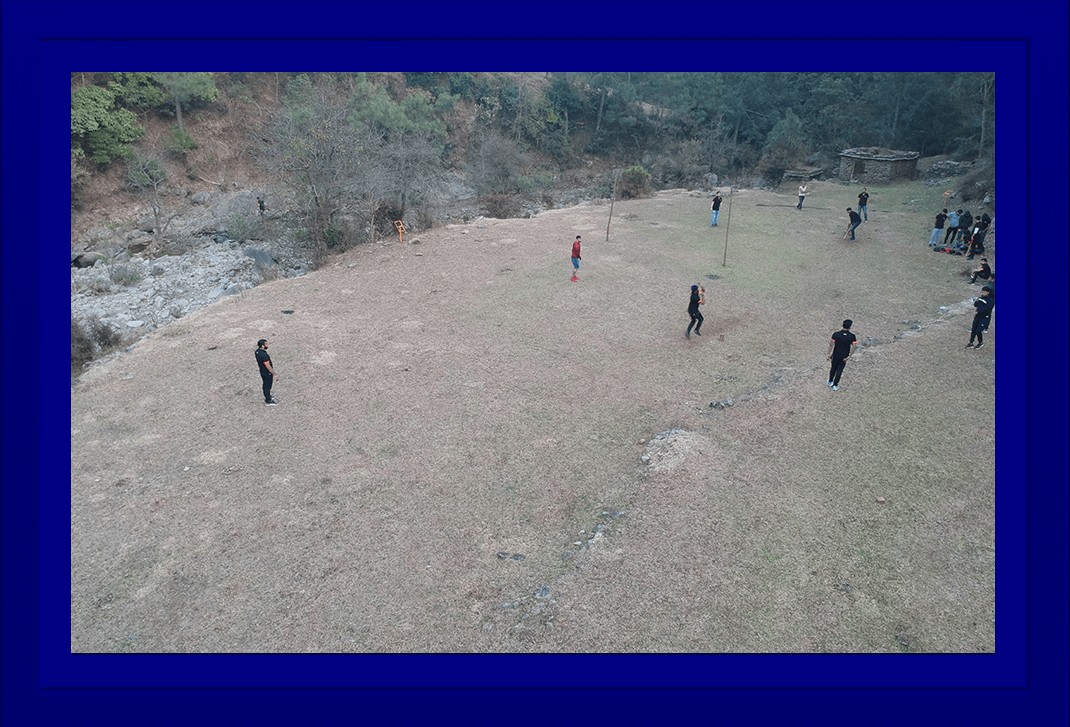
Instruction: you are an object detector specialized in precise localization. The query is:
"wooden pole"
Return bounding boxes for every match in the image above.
[722,188,735,267]
[605,169,620,241]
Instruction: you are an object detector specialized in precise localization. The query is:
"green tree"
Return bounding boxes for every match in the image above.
[71,84,145,165]
[107,72,168,111]
[150,72,218,130]
[762,108,809,170]
[619,165,650,199]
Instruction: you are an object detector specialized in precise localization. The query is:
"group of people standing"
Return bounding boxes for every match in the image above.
[930,207,991,259]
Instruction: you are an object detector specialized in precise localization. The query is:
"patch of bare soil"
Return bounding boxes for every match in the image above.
[71,184,995,653]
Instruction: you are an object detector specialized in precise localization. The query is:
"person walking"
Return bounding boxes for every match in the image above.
[929,209,948,247]
[857,188,870,221]
[845,208,862,241]
[257,196,266,218]
[944,209,961,246]
[826,320,857,390]
[797,182,809,210]
[710,192,724,226]
[255,339,279,405]
[970,258,993,284]
[570,235,581,281]
[965,286,994,349]
[686,284,705,339]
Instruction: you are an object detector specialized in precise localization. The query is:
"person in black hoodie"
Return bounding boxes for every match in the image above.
[965,287,994,349]
[957,210,974,250]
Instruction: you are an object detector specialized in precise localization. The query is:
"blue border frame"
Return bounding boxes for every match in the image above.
[4,1,1067,723]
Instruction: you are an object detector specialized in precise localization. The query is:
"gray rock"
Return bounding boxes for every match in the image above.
[497,552,509,559]
[190,192,212,205]
[125,320,144,328]
[535,586,551,599]
[611,511,625,518]
[135,217,156,233]
[511,554,525,561]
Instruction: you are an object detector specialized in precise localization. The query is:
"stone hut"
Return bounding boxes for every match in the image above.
[838,147,920,183]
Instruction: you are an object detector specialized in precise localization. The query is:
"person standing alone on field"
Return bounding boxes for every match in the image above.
[570,235,581,281]
[255,339,279,405]
[929,209,948,247]
[797,182,809,210]
[686,284,704,339]
[845,208,862,241]
[857,188,870,221]
[826,320,857,390]
[710,191,723,226]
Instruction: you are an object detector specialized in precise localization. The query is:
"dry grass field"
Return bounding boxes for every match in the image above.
[71,179,996,653]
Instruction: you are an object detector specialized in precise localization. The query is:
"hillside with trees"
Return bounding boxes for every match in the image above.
[72,71,995,255]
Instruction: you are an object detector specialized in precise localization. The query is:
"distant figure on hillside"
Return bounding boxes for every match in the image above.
[929,209,948,247]
[845,208,862,241]
[942,189,954,207]
[571,235,581,281]
[255,339,279,405]
[686,284,704,339]
[944,209,961,246]
[965,287,994,349]
[797,183,809,210]
[710,192,723,226]
[257,196,266,217]
[826,320,857,391]
[970,258,992,284]
[857,188,870,221]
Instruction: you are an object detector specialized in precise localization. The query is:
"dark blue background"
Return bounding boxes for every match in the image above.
[4,1,1066,723]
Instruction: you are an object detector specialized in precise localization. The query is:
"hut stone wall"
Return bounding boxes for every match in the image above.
[838,148,919,183]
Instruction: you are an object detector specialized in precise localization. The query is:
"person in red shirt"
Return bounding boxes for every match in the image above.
[571,235,581,281]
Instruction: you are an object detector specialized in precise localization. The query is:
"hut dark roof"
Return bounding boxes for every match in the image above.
[838,147,919,161]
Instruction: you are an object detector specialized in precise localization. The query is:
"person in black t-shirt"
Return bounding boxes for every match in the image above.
[929,209,948,247]
[965,288,994,349]
[257,196,266,217]
[844,209,862,241]
[826,320,857,390]
[710,193,723,226]
[255,339,280,405]
[686,284,704,339]
[857,188,869,221]
[970,258,992,284]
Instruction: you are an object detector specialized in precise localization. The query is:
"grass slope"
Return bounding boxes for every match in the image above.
[71,178,995,653]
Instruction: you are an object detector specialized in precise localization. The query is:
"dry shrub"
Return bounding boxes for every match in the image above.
[483,194,523,219]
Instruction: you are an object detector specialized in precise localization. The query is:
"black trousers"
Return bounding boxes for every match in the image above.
[829,356,847,385]
[261,372,274,402]
[797,196,805,209]
[944,226,959,245]
[687,311,703,333]
[969,317,990,345]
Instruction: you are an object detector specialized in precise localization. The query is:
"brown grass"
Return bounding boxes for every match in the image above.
[71,180,995,652]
